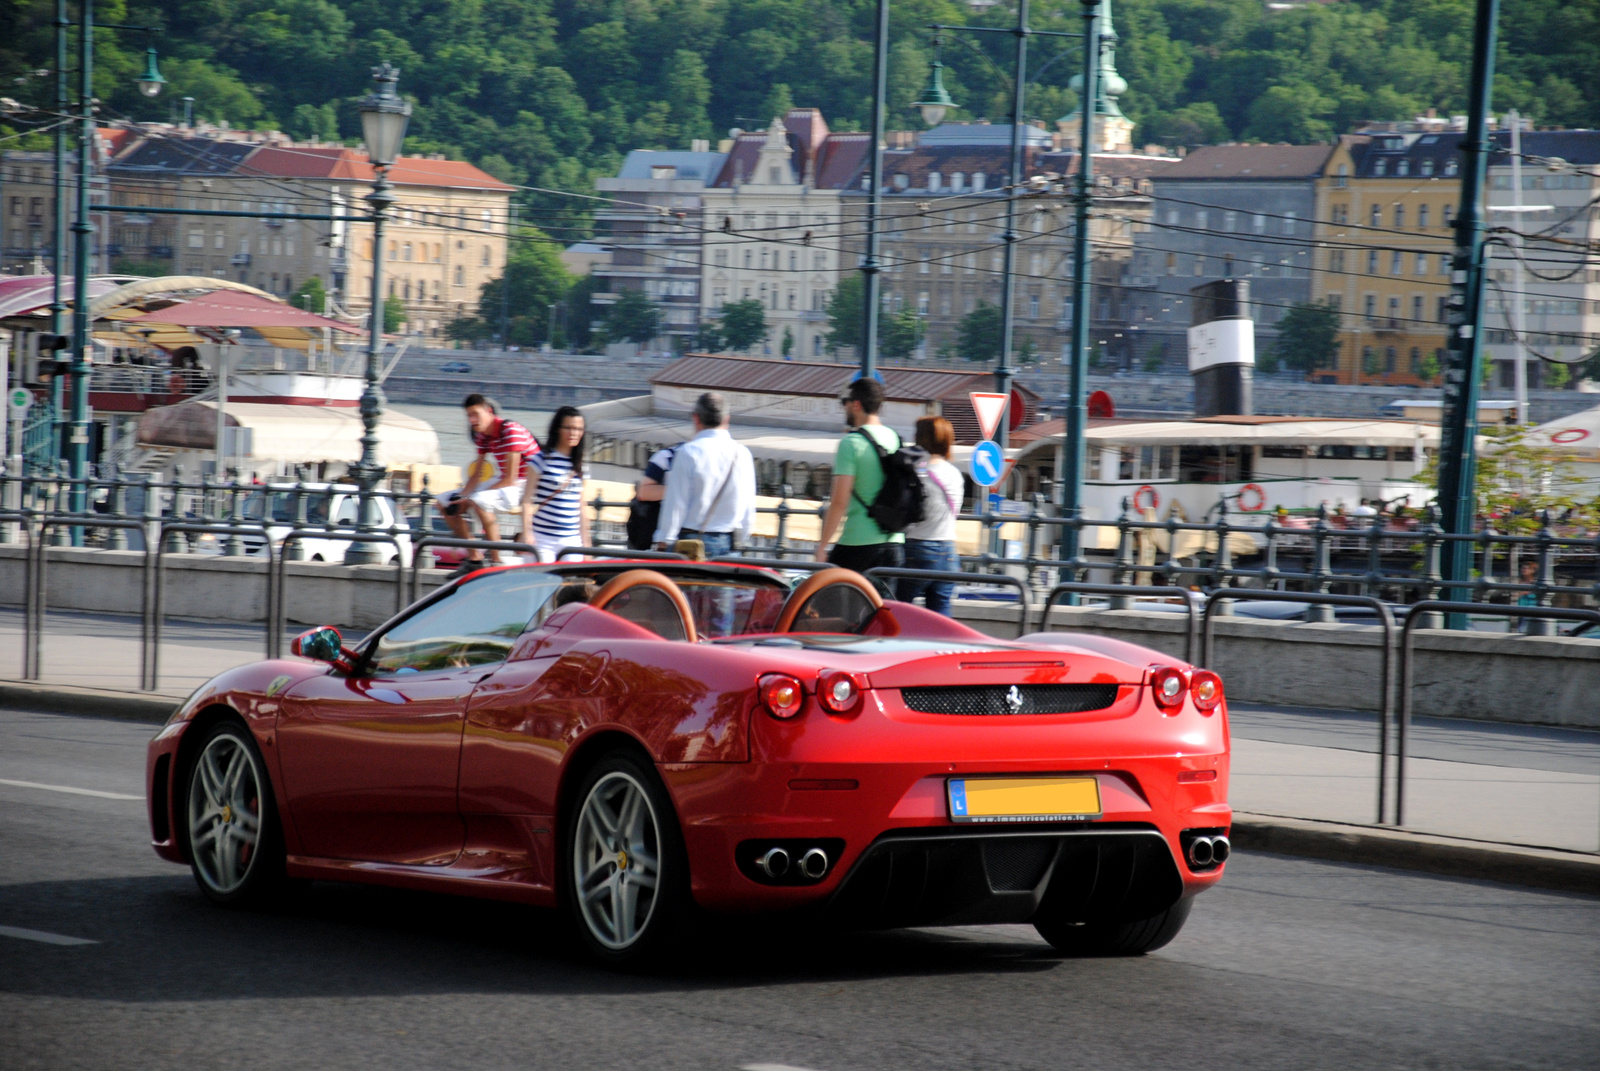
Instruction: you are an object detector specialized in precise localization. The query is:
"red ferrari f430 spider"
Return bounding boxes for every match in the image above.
[146,561,1230,964]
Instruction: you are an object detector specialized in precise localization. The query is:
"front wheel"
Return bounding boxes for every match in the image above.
[184,721,285,905]
[1033,896,1193,957]
[562,752,690,965]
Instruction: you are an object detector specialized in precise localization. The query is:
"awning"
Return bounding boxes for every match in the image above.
[124,290,361,334]
[1524,404,1600,459]
[1082,419,1437,450]
[136,401,439,468]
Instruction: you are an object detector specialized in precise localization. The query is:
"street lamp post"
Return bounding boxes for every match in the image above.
[345,63,410,565]
[1061,0,1102,569]
[857,0,891,384]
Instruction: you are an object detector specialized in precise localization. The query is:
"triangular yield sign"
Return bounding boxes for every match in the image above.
[969,392,1008,441]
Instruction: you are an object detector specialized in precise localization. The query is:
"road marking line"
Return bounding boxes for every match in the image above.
[0,778,142,801]
[0,925,97,946]
[741,1065,827,1071]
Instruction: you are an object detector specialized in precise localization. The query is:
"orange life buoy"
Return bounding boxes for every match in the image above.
[1237,483,1267,512]
[1133,484,1160,512]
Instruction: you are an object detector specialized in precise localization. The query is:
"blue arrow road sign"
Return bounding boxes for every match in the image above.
[969,439,1003,487]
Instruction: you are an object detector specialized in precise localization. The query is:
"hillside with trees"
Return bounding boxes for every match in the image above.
[3,0,1594,244]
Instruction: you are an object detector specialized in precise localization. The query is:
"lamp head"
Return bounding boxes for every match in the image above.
[359,62,412,169]
[913,59,956,129]
[136,47,166,99]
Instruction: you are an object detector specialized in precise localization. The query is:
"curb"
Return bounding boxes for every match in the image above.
[1231,812,1600,897]
[0,681,177,723]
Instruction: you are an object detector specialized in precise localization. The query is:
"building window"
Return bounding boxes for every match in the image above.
[919,254,930,274]
[1223,211,1237,232]
[813,336,824,355]
[1374,159,1387,177]
[1195,210,1209,230]
[1387,296,1400,323]
[1330,249,1345,273]
[927,172,941,191]
[1330,204,1347,224]
[1364,294,1377,320]
[743,249,752,268]
[403,243,413,262]
[1391,250,1403,274]
[1421,159,1435,177]
[1361,345,1377,372]
[453,265,464,286]
[1367,250,1379,274]
[788,251,797,270]
[1193,255,1204,276]
[1444,204,1455,226]
[1436,296,1449,322]
[917,291,929,314]
[1415,253,1428,275]
[1439,254,1450,275]
[481,246,490,267]
[714,249,728,267]
[1166,208,1179,226]
[1418,204,1430,228]
[1028,294,1039,319]
[1165,252,1176,275]
[187,230,204,248]
[1283,211,1298,235]
[940,252,952,274]
[1252,213,1266,234]
[1394,205,1405,229]
[1370,204,1382,227]
[950,172,965,191]
[1444,159,1458,176]
[1397,159,1410,177]
[1412,295,1424,322]
[973,173,986,191]
[1335,164,1349,188]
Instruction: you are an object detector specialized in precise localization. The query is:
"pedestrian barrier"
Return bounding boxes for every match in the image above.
[151,522,272,690]
[1040,583,1205,665]
[269,530,407,660]
[556,545,691,563]
[1398,601,1600,829]
[865,567,1034,635]
[28,515,153,686]
[1204,588,1396,825]
[406,535,540,605]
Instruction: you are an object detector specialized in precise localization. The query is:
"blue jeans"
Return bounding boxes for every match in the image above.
[899,539,958,616]
[678,529,733,559]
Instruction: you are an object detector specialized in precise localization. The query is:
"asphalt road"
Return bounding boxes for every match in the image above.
[2,707,1597,1071]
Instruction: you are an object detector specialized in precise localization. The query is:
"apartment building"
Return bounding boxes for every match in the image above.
[1127,143,1334,372]
[699,111,870,359]
[1312,129,1461,385]
[0,129,125,275]
[848,121,1172,362]
[594,146,725,347]
[105,130,513,337]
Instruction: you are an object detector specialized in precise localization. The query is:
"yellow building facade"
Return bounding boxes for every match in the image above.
[1312,131,1461,386]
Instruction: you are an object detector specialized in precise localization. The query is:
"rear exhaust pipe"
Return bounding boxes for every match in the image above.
[757,847,790,878]
[798,847,830,880]
[1210,835,1230,864]
[1187,836,1214,868]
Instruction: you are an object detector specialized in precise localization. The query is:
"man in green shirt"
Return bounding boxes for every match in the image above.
[814,377,906,573]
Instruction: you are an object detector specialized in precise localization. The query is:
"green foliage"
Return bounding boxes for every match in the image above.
[446,227,572,345]
[110,258,171,278]
[1268,300,1342,375]
[780,326,795,359]
[958,301,1003,363]
[825,274,863,354]
[382,295,406,333]
[289,276,327,314]
[880,308,925,360]
[605,290,661,345]
[1416,425,1599,533]
[693,320,725,353]
[719,299,768,352]
[1542,361,1570,390]
[1419,348,1443,383]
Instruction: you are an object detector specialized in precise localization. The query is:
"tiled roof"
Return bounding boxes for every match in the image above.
[240,146,514,190]
[615,150,726,182]
[1491,129,1600,166]
[108,136,257,175]
[1157,144,1335,180]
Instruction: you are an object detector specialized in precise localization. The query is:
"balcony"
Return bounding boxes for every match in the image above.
[1122,275,1159,289]
[1373,317,1403,334]
[230,253,252,266]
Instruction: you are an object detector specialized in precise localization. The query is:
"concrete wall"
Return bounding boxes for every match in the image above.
[4,546,1596,728]
[957,602,1600,730]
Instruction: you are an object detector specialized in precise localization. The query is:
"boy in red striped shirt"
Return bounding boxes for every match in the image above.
[436,393,539,575]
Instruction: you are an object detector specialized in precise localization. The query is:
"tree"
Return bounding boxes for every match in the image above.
[719,299,768,352]
[692,320,725,353]
[382,295,406,333]
[825,274,863,354]
[880,308,925,360]
[606,290,660,345]
[958,301,1003,363]
[1417,425,1599,534]
[289,276,327,314]
[1268,300,1341,375]
[781,326,795,359]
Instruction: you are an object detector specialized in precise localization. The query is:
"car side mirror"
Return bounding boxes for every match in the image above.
[291,626,346,665]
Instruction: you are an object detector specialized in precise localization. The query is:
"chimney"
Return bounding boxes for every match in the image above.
[1187,279,1254,417]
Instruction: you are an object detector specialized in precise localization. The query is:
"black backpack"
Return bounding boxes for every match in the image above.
[851,427,926,534]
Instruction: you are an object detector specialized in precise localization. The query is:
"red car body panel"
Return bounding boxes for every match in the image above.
[146,562,1230,923]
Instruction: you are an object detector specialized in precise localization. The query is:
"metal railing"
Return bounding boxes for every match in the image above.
[270,530,406,661]
[1040,583,1205,665]
[1398,601,1600,827]
[151,522,273,689]
[867,567,1034,635]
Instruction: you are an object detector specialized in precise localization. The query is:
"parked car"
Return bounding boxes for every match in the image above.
[438,361,472,374]
[233,483,414,565]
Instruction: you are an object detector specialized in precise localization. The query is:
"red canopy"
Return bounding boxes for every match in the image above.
[125,290,362,333]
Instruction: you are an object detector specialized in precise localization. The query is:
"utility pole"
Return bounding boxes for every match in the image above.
[1061,0,1101,567]
[1508,109,1528,425]
[50,0,69,466]
[858,0,890,383]
[67,0,94,524]
[501,199,515,350]
[992,0,1031,451]
[1434,0,1501,621]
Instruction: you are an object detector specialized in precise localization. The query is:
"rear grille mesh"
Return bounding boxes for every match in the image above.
[898,683,1120,715]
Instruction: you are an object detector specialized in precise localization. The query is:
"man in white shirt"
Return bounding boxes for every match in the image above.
[653,392,756,558]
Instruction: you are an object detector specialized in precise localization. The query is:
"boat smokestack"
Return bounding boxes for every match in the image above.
[1188,279,1254,418]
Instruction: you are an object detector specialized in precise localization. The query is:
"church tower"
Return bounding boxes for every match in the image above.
[1057,0,1134,153]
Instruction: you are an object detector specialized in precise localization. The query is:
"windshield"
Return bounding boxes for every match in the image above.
[241,490,330,526]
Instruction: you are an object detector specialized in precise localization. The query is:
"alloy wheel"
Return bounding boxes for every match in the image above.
[573,771,663,950]
[187,731,264,895]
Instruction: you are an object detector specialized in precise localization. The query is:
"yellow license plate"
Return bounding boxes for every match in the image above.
[947,777,1101,823]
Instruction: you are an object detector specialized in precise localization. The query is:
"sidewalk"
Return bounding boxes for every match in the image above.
[2,608,1596,861]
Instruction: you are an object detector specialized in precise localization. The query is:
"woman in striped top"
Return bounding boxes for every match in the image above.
[518,407,589,562]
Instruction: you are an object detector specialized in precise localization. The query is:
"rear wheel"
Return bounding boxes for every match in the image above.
[562,752,690,965]
[1033,896,1193,957]
[183,721,285,905]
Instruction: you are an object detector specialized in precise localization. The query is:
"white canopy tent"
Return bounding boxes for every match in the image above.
[137,401,440,470]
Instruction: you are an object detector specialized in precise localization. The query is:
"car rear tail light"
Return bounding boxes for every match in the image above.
[1149,665,1188,712]
[816,669,864,714]
[1178,769,1217,784]
[759,673,805,720]
[1190,670,1223,713]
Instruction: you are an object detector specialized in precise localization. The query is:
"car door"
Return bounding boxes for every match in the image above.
[275,569,564,866]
